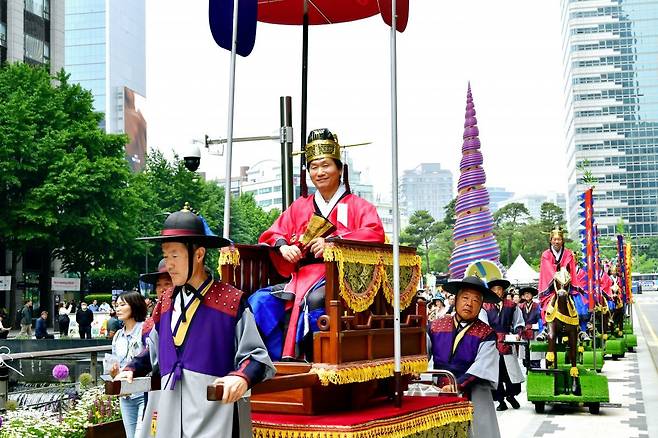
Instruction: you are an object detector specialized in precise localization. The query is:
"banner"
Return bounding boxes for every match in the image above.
[51,277,81,291]
[0,276,11,291]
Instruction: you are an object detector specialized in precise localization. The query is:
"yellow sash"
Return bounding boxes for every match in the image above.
[172,281,213,347]
[452,318,475,355]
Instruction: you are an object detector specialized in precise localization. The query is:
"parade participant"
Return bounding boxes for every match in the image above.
[428,276,501,438]
[111,291,148,438]
[252,128,385,360]
[518,286,541,367]
[115,205,275,438]
[518,287,540,340]
[129,259,172,438]
[537,227,585,341]
[572,264,593,339]
[482,278,525,411]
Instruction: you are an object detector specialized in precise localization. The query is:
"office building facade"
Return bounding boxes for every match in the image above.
[562,0,658,238]
[400,163,453,221]
[65,0,146,169]
[1,0,64,71]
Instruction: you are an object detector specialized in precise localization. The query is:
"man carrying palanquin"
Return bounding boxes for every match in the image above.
[428,276,501,438]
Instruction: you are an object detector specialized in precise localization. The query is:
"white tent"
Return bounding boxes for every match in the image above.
[506,254,539,285]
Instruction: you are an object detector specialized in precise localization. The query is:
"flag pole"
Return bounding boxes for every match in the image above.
[223,0,239,239]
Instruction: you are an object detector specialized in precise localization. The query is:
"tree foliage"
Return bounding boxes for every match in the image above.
[401,210,446,273]
[0,63,280,300]
[0,63,142,311]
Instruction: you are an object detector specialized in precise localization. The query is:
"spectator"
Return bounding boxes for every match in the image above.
[0,313,10,339]
[35,311,55,339]
[111,299,117,311]
[144,296,155,317]
[19,300,33,337]
[99,301,112,313]
[88,299,99,312]
[58,302,72,337]
[107,309,123,340]
[76,302,94,339]
[445,294,456,314]
[70,300,78,313]
[111,291,148,438]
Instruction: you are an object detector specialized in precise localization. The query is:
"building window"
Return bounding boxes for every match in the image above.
[24,34,44,63]
[25,0,49,20]
[0,22,6,47]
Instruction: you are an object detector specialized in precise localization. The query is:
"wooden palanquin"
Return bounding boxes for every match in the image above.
[220,238,428,414]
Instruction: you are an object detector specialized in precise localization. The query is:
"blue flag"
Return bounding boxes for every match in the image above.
[209,0,258,57]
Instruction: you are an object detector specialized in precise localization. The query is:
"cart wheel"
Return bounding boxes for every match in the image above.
[534,402,545,414]
[627,347,634,352]
[612,354,621,360]
[588,402,600,415]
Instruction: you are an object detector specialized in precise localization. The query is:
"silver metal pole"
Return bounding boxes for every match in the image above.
[223,0,239,239]
[390,0,402,407]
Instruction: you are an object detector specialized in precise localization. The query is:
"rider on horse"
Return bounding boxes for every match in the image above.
[536,226,589,343]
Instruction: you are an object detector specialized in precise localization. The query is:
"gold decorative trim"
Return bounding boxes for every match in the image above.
[310,356,428,386]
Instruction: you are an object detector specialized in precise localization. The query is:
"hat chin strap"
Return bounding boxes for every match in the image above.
[185,243,195,285]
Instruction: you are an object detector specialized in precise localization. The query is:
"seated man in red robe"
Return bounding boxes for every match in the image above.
[250,128,385,361]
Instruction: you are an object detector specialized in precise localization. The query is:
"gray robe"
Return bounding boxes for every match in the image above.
[466,339,501,438]
[137,306,275,438]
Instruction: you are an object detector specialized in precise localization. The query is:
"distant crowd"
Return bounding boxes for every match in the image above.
[2,293,156,341]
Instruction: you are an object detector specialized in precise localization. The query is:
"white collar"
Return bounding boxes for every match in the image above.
[551,246,563,258]
[314,185,346,218]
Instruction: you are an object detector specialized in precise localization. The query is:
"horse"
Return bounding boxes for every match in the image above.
[543,268,581,394]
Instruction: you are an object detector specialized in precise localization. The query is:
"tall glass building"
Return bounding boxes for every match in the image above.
[562,0,658,238]
[65,0,145,168]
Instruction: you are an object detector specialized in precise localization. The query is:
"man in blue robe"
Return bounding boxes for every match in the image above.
[482,278,525,411]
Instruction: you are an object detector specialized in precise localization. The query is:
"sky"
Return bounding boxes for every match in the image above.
[145,1,566,201]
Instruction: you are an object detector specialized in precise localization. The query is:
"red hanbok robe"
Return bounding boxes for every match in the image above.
[259,192,385,358]
[538,247,581,323]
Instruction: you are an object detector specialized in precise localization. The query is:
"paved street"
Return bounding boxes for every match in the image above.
[498,291,658,438]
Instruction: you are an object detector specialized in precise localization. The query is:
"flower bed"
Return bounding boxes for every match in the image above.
[0,386,121,438]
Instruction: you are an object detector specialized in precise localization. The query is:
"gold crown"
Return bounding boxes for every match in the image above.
[305,136,341,164]
[549,226,564,239]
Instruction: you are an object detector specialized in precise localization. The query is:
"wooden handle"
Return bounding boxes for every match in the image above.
[104,376,159,396]
[206,373,320,401]
[206,383,225,401]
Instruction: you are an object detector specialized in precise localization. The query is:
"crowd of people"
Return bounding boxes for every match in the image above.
[8,294,161,341]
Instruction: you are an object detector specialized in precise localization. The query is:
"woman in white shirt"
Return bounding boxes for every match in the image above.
[58,302,72,337]
[111,291,147,438]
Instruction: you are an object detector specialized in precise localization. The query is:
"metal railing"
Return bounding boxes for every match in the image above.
[0,345,112,410]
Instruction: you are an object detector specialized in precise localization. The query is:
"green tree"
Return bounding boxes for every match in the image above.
[401,210,444,273]
[539,202,566,230]
[442,198,456,228]
[0,64,141,312]
[493,203,530,266]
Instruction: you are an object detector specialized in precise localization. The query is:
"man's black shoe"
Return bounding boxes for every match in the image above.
[496,401,508,411]
[506,396,520,409]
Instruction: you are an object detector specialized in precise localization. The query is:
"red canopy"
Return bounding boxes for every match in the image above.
[257,0,408,31]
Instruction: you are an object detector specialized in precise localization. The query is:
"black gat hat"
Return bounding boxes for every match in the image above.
[443,276,501,304]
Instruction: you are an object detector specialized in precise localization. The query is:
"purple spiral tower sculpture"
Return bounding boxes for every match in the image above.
[448,84,501,279]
